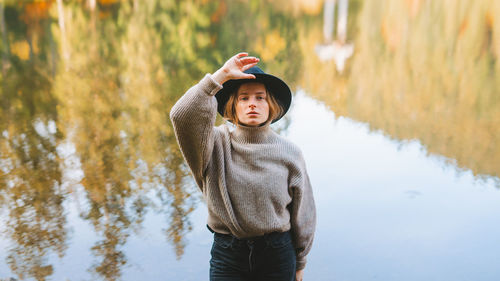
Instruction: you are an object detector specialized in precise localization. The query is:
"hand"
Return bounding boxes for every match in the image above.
[212,52,260,84]
[296,269,304,281]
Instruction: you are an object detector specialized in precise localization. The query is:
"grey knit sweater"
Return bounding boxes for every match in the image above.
[169,74,316,270]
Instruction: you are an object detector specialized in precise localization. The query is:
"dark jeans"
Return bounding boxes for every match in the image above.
[209,229,296,281]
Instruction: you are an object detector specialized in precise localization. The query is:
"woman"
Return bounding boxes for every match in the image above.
[170,53,316,281]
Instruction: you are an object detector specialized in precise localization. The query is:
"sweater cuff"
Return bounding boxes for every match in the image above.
[201,73,223,96]
[296,256,307,270]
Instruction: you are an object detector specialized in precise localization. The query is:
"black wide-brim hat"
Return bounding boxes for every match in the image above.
[215,66,292,124]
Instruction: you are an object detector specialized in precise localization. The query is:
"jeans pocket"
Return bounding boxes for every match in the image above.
[213,234,232,249]
[268,232,292,249]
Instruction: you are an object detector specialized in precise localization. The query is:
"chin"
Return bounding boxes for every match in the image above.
[243,119,263,126]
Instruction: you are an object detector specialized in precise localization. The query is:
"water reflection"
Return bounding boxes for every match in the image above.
[0,0,499,280]
[303,0,500,179]
[1,120,67,280]
[315,0,354,72]
[1,1,301,279]
[288,92,500,281]
[50,0,206,277]
[0,34,64,278]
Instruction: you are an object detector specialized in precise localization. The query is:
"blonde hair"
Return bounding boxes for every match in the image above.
[223,83,283,125]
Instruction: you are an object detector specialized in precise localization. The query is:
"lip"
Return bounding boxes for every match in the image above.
[247,111,259,115]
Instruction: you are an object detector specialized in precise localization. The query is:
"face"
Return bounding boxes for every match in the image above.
[235,82,270,127]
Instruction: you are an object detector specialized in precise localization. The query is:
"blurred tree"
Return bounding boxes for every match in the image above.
[0,45,67,281]
[303,0,500,180]
[1,0,315,279]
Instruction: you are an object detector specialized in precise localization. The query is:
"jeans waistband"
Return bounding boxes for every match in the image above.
[207,224,289,242]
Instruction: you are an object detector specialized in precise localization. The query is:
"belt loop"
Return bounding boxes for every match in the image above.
[247,240,255,272]
[263,232,271,244]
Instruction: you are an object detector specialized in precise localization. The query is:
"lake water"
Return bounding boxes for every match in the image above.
[1,1,499,280]
[1,92,499,280]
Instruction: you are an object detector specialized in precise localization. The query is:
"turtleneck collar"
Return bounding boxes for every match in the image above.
[232,122,275,144]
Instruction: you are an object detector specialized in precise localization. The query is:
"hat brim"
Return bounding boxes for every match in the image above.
[215,73,292,124]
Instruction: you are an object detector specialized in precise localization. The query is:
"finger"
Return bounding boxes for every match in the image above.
[239,73,256,79]
[239,56,259,65]
[236,52,249,59]
[241,62,258,72]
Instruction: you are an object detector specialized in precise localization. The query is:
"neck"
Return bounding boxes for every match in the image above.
[233,122,274,144]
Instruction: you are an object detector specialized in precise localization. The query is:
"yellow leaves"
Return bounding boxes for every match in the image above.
[405,0,422,18]
[458,18,468,38]
[485,10,494,30]
[293,0,323,15]
[254,30,286,61]
[491,1,500,62]
[346,0,500,177]
[10,40,30,60]
[99,0,121,5]
[210,0,227,23]
[195,32,211,49]
[272,0,323,16]
[380,18,403,52]
[19,0,53,25]
[379,0,408,52]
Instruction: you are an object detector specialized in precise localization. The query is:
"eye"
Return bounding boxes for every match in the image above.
[257,96,264,100]
[240,97,248,101]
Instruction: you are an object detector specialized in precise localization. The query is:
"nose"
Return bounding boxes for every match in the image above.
[248,99,256,108]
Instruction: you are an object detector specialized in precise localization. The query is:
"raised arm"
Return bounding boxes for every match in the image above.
[169,53,259,190]
[212,52,260,84]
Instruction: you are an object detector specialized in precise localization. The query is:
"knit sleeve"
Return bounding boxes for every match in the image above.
[169,74,223,190]
[289,151,317,270]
